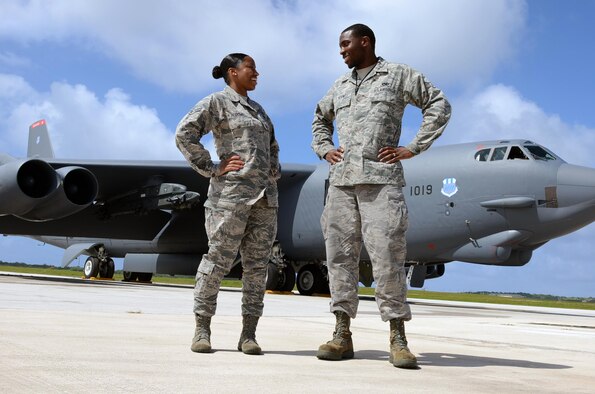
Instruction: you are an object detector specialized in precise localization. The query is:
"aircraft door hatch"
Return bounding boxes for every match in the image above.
[544,186,558,208]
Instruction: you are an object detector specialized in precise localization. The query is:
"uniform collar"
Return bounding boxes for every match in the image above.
[223,85,250,106]
[341,56,387,83]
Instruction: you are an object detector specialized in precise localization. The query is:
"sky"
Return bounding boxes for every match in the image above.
[0,0,593,297]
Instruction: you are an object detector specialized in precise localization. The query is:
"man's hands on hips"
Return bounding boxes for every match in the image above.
[324,146,414,165]
[378,146,414,163]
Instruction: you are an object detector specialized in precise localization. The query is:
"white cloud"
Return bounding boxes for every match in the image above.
[443,84,595,168]
[0,74,37,101]
[0,73,182,160]
[0,0,527,112]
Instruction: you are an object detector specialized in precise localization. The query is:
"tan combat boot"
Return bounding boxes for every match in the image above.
[190,314,212,353]
[237,315,262,355]
[317,311,354,360]
[389,318,418,369]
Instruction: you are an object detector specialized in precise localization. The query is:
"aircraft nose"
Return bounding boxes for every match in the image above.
[556,163,595,207]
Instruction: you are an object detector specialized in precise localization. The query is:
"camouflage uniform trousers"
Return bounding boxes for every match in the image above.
[193,197,277,317]
[321,184,412,322]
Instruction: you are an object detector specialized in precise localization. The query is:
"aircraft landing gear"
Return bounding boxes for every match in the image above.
[82,245,115,280]
[83,257,99,278]
[99,258,115,278]
[265,242,296,292]
[266,262,296,292]
[83,255,115,280]
[296,263,329,296]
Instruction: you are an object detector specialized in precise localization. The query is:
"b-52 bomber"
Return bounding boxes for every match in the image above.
[0,120,593,295]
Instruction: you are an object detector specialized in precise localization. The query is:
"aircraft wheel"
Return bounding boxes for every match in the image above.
[317,276,330,295]
[83,257,100,279]
[278,264,296,292]
[98,258,115,279]
[318,264,330,295]
[137,272,153,282]
[104,258,115,278]
[122,271,139,282]
[265,262,279,291]
[297,264,323,295]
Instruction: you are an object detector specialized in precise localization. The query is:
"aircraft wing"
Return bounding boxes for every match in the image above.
[0,154,315,240]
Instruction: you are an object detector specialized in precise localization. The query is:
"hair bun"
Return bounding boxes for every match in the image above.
[212,65,223,79]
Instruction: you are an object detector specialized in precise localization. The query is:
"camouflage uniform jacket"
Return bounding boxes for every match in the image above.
[311,57,451,187]
[176,86,280,207]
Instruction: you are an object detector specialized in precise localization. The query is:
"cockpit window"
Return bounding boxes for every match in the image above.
[474,148,490,161]
[475,144,559,163]
[507,146,528,160]
[490,146,507,161]
[524,145,557,161]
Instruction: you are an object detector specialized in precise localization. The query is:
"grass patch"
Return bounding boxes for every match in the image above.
[1,263,593,310]
[358,286,594,310]
[0,263,239,287]
[152,274,240,288]
[406,290,595,310]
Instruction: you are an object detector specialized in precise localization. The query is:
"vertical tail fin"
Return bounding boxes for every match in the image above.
[27,119,55,158]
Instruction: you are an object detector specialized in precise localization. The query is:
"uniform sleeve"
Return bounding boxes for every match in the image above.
[175,96,219,178]
[269,122,281,180]
[403,67,451,155]
[311,86,337,160]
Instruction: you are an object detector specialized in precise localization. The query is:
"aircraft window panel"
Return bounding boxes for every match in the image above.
[507,146,528,160]
[490,146,508,161]
[474,148,491,161]
[524,145,557,161]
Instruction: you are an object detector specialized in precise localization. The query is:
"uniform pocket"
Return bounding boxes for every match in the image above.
[196,260,215,280]
[334,96,352,121]
[228,114,261,133]
[386,187,408,235]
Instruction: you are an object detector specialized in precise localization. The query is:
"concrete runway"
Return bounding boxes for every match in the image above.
[1,272,594,393]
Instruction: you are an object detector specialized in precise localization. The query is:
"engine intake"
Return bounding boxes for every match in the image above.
[60,166,99,206]
[18,166,98,221]
[0,159,59,216]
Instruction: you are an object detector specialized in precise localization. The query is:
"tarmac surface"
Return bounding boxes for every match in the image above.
[1,272,594,393]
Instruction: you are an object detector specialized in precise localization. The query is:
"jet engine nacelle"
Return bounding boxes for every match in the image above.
[0,158,59,216]
[0,157,98,222]
[18,166,98,222]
